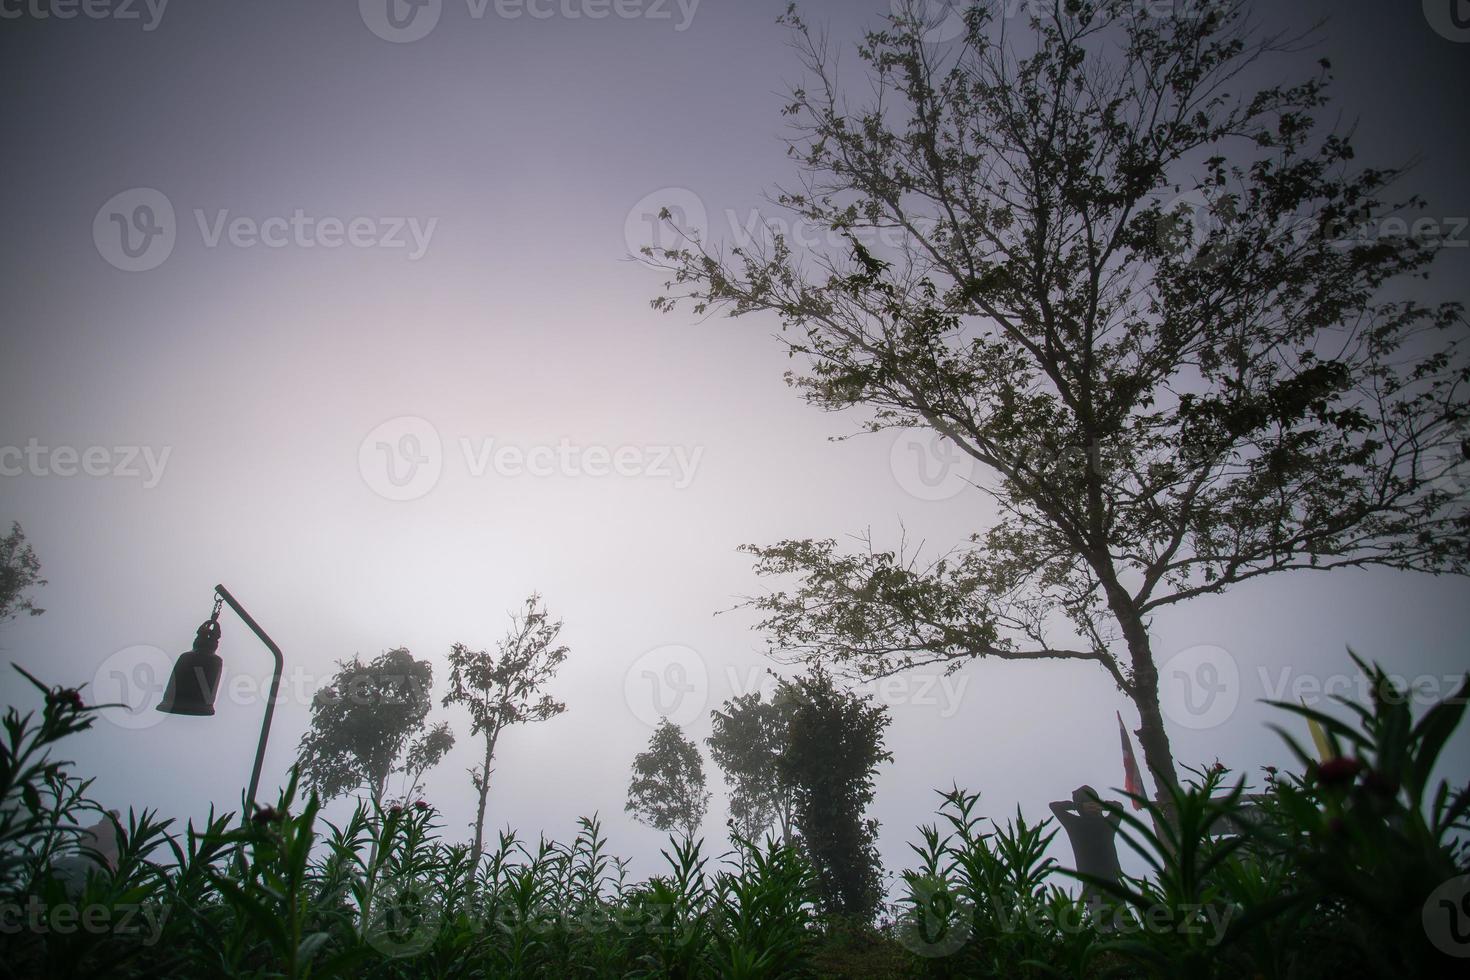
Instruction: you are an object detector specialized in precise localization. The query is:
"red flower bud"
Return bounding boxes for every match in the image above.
[47,688,85,711]
[414,799,430,813]
[251,805,283,825]
[1315,756,1362,788]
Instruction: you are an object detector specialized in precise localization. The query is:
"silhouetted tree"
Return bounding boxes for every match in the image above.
[777,668,891,921]
[626,719,710,840]
[707,689,795,843]
[0,523,45,623]
[297,648,453,808]
[647,0,1469,803]
[443,593,569,857]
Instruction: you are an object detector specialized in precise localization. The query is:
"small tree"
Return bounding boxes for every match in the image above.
[296,647,453,808]
[442,593,569,857]
[707,690,795,843]
[0,523,45,623]
[626,719,711,840]
[778,667,892,921]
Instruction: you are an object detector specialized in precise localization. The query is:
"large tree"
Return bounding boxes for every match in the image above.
[442,593,569,857]
[296,648,454,808]
[645,0,1469,803]
[626,718,711,840]
[0,523,45,623]
[777,668,892,921]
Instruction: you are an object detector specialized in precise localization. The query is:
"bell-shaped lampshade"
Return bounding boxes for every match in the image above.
[157,619,224,716]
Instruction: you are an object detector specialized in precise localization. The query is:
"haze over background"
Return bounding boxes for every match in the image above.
[2,0,1467,883]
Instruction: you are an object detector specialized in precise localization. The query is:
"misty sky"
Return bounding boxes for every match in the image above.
[1,0,1467,885]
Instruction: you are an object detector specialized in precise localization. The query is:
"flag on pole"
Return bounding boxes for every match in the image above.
[1117,711,1146,810]
[1303,698,1333,760]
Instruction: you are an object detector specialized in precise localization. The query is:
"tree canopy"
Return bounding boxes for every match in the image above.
[626,718,711,840]
[777,668,892,920]
[296,647,453,806]
[443,592,569,855]
[0,523,45,623]
[707,689,795,843]
[646,0,1469,800]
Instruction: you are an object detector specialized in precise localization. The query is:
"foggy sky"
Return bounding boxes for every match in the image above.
[1,0,1467,886]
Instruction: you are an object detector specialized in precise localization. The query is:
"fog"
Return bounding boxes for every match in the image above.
[2,0,1467,887]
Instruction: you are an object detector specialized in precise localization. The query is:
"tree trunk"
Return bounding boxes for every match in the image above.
[1107,588,1181,805]
[362,770,390,935]
[1127,637,1181,805]
[365,770,389,868]
[471,729,497,858]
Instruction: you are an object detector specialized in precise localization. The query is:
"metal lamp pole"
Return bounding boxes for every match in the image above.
[156,583,285,818]
[213,585,285,816]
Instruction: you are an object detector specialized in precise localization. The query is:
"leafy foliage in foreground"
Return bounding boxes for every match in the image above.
[2,665,814,979]
[894,656,1469,979]
[1,655,1466,978]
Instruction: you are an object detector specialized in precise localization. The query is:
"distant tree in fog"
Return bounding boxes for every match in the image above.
[626,718,711,840]
[0,523,45,623]
[777,667,891,921]
[296,647,453,809]
[706,669,891,921]
[707,689,795,843]
[443,593,569,857]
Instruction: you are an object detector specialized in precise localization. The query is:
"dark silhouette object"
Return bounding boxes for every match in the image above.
[157,585,284,820]
[157,619,223,716]
[1050,785,1123,917]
